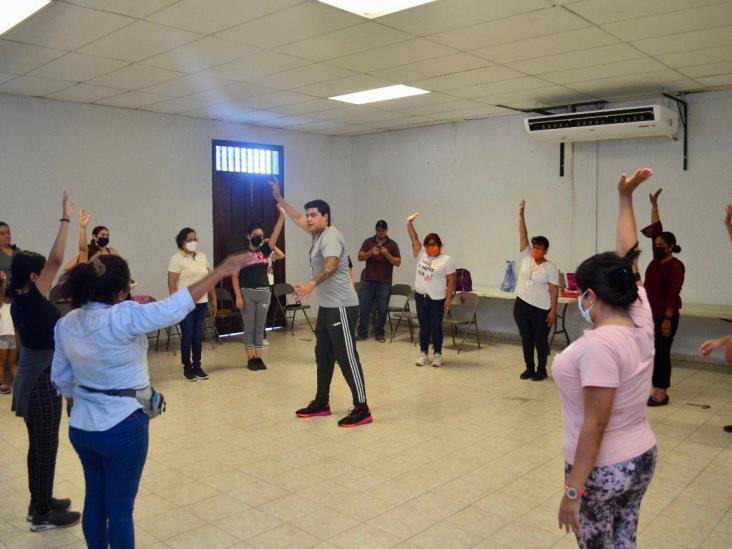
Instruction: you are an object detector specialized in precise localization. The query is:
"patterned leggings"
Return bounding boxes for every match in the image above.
[565,446,657,549]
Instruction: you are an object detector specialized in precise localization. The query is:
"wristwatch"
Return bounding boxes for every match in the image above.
[564,485,585,500]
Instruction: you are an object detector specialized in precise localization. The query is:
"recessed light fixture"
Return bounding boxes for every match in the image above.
[330,84,430,105]
[0,0,51,36]
[317,0,437,19]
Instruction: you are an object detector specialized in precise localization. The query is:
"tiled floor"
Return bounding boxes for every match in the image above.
[2,327,732,548]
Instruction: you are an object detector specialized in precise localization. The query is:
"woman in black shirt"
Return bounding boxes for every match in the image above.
[9,189,81,530]
[232,209,284,371]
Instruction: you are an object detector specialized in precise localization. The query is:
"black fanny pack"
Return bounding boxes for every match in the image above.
[80,385,165,418]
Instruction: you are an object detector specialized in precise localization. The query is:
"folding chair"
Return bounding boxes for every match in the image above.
[387,284,412,334]
[273,283,314,334]
[214,286,243,336]
[443,292,481,353]
[389,288,417,344]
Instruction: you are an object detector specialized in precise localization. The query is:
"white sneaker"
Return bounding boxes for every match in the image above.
[263,339,270,346]
[432,353,443,368]
[415,353,430,367]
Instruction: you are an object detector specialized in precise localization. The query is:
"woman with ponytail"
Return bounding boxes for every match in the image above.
[554,168,657,548]
[9,189,81,531]
[642,189,685,406]
[51,250,257,549]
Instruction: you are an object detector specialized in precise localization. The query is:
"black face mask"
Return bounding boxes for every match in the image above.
[96,237,109,248]
[652,246,667,260]
[250,235,263,248]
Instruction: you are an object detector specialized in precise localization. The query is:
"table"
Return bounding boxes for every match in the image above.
[680,302,732,322]
[471,286,578,346]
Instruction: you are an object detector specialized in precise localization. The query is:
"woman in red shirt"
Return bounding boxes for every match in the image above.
[642,189,685,406]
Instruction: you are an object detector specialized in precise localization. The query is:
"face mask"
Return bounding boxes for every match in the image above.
[96,237,109,248]
[652,246,667,260]
[531,248,545,261]
[577,290,594,324]
[185,241,197,253]
[250,235,263,247]
[425,245,440,257]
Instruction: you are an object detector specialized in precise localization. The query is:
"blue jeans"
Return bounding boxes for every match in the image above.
[70,410,149,549]
[415,293,445,354]
[180,303,208,369]
[358,281,391,338]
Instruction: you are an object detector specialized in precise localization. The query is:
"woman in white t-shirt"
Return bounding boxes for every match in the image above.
[0,271,18,394]
[406,212,456,368]
[513,200,559,382]
[168,228,217,382]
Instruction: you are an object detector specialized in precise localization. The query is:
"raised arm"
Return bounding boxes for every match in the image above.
[616,168,653,275]
[271,246,285,261]
[406,212,422,258]
[270,177,308,233]
[36,188,75,296]
[649,188,662,226]
[518,200,529,252]
[268,206,286,248]
[725,204,732,245]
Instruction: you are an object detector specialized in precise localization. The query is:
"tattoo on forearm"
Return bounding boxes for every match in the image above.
[313,257,339,285]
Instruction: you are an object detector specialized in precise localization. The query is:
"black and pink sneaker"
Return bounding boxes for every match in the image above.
[295,401,331,418]
[338,406,373,428]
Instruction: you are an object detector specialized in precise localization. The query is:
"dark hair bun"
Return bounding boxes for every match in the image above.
[575,249,640,309]
[673,245,681,254]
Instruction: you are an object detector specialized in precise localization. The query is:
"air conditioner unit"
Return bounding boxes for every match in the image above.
[524,105,679,143]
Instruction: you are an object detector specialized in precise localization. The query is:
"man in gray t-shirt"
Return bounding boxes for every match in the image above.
[271,178,371,428]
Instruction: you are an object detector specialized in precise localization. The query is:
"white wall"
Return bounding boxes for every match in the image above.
[0,93,354,303]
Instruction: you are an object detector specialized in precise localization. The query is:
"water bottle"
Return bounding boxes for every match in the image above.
[500,260,516,292]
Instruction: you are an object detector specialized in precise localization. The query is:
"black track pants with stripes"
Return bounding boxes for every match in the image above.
[314,306,367,406]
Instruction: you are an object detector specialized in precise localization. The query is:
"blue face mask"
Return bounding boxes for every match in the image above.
[577,290,594,324]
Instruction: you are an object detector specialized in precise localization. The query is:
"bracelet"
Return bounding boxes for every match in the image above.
[60,218,70,223]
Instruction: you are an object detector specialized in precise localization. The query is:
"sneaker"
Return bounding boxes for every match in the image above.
[27,498,71,521]
[262,339,270,346]
[647,395,669,407]
[183,368,197,382]
[356,335,368,341]
[295,401,332,418]
[531,369,548,382]
[519,368,535,380]
[723,425,732,433]
[338,406,373,428]
[247,358,259,371]
[375,335,385,343]
[256,357,267,370]
[0,383,10,394]
[432,353,443,368]
[30,509,81,532]
[193,366,209,380]
[415,353,430,367]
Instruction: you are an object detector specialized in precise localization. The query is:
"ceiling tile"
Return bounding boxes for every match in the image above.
[78,21,201,62]
[141,38,259,73]
[270,98,339,115]
[2,2,133,51]
[541,58,668,84]
[325,125,374,135]
[308,104,389,120]
[370,92,457,110]
[696,73,732,86]
[292,120,349,132]
[275,22,414,62]
[0,40,65,74]
[141,97,206,114]
[377,0,549,36]
[412,66,524,91]
[141,74,233,97]
[87,64,182,90]
[373,115,441,128]
[294,74,394,97]
[394,99,486,116]
[601,3,732,41]
[481,87,592,108]
[506,44,645,74]
[565,70,695,93]
[427,105,511,120]
[567,0,731,24]
[0,76,73,97]
[245,64,356,89]
[449,76,553,99]
[96,91,171,108]
[200,51,308,81]
[336,109,403,124]
[472,27,619,64]
[227,110,288,123]
[28,53,127,82]
[657,46,732,68]
[243,91,319,109]
[372,53,490,82]
[0,73,17,85]
[66,0,180,18]
[429,7,589,51]
[216,2,362,49]
[328,39,457,73]
[265,115,321,128]
[185,81,277,104]
[678,61,732,78]
[183,104,255,119]
[45,83,126,103]
[147,0,303,34]
[632,25,732,55]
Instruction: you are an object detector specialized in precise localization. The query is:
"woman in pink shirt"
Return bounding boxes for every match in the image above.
[553,168,657,547]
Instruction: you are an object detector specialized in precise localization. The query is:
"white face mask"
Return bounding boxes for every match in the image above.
[185,241,198,253]
[577,290,594,324]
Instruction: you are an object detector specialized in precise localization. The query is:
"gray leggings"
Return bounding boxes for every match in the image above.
[241,287,270,350]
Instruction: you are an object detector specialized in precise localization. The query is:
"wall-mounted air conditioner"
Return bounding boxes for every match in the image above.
[524,105,679,143]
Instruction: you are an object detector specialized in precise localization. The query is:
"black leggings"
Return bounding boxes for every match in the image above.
[652,315,679,389]
[25,369,62,515]
[513,297,550,372]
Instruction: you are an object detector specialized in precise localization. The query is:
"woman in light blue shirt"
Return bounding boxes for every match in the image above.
[52,251,254,549]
